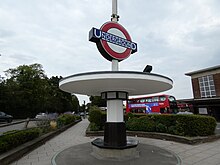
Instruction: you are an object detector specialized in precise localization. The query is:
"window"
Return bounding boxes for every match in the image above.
[159,96,166,101]
[140,99,146,103]
[152,97,159,102]
[198,75,216,98]
[146,98,152,102]
[168,96,176,102]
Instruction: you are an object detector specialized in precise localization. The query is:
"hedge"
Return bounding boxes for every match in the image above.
[57,114,77,128]
[0,114,80,154]
[126,114,217,137]
[0,128,41,153]
[88,111,217,137]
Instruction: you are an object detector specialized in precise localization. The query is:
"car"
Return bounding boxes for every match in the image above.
[177,111,193,115]
[0,111,13,123]
[79,112,85,116]
[35,113,48,119]
[148,112,161,114]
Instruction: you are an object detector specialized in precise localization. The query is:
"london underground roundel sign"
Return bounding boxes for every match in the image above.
[89,22,137,61]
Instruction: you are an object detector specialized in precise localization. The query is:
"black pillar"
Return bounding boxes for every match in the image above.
[104,122,126,148]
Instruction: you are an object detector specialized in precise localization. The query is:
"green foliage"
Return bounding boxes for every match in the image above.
[175,115,217,136]
[126,117,139,131]
[88,106,105,129]
[89,96,106,107]
[87,111,216,137]
[89,123,100,131]
[167,126,179,135]
[124,112,134,121]
[47,76,79,114]
[126,116,156,132]
[75,115,82,120]
[35,119,50,127]
[124,113,147,121]
[57,114,76,128]
[0,128,40,153]
[156,123,167,133]
[126,114,216,137]
[0,64,80,118]
[139,116,156,132]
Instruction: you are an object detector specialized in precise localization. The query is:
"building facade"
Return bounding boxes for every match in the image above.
[185,65,220,121]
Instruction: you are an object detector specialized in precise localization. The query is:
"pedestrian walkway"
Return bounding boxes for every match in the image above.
[10,119,220,165]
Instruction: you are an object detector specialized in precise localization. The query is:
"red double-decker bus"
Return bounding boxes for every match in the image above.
[126,94,178,114]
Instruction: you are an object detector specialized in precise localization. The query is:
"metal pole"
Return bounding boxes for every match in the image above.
[111,0,119,71]
[112,60,119,71]
[111,0,119,22]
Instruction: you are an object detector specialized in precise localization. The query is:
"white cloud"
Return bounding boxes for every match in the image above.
[0,0,219,104]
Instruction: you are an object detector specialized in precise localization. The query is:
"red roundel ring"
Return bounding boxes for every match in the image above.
[98,22,132,61]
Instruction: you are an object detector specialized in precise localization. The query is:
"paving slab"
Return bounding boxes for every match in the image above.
[9,119,220,165]
[52,142,180,165]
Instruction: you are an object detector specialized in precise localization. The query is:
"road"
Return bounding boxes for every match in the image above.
[0,120,37,135]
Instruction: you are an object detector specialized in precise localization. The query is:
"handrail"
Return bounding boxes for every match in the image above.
[0,120,27,128]
[0,118,55,128]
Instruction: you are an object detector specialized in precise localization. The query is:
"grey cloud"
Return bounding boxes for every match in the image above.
[186,25,220,47]
[0,29,15,38]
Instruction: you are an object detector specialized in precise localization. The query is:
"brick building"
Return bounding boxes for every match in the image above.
[185,65,220,121]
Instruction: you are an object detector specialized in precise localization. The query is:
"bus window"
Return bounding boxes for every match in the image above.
[138,109,145,113]
[128,100,132,104]
[168,96,176,102]
[146,98,152,102]
[152,97,159,102]
[140,99,146,103]
[159,96,166,101]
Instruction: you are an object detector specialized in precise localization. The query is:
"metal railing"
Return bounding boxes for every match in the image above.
[0,118,52,135]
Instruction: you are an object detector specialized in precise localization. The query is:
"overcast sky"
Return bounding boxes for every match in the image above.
[0,0,220,105]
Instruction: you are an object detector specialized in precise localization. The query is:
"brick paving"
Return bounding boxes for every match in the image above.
[10,119,220,165]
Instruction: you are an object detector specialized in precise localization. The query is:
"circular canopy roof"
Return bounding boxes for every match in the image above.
[59,71,173,96]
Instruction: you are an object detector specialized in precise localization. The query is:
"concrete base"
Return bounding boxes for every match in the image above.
[91,145,139,161]
[92,137,138,149]
[52,142,181,165]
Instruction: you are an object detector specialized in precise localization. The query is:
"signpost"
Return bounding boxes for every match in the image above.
[89,0,138,148]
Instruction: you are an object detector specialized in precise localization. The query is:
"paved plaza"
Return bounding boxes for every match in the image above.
[10,119,220,165]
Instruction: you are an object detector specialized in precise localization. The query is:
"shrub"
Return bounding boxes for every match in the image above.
[50,121,57,130]
[125,113,146,120]
[167,126,179,135]
[126,116,156,132]
[89,123,100,131]
[35,119,50,127]
[88,106,105,129]
[139,116,156,132]
[57,114,76,128]
[126,117,140,131]
[0,128,40,153]
[124,112,134,121]
[75,115,82,120]
[125,114,216,137]
[150,114,176,127]
[156,123,167,133]
[175,115,216,136]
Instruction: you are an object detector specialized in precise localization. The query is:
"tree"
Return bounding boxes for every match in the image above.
[47,76,80,114]
[1,64,80,118]
[4,64,50,118]
[71,95,80,114]
[89,96,106,107]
